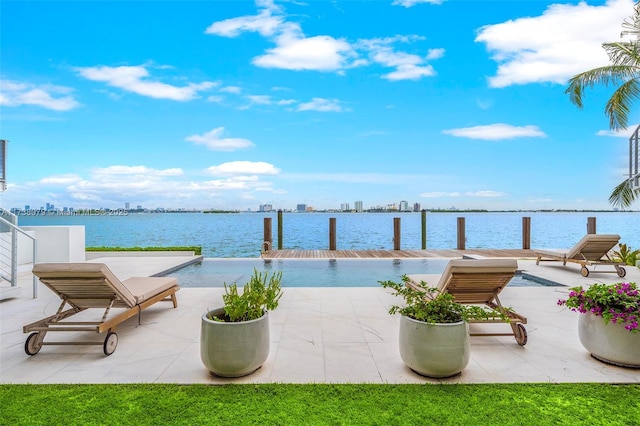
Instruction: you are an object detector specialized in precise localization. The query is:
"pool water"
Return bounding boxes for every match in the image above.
[166,258,548,288]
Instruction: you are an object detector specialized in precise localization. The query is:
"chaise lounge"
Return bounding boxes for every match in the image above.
[405,259,528,346]
[534,234,626,278]
[24,262,179,356]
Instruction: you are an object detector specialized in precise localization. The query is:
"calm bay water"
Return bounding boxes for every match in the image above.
[16,211,639,258]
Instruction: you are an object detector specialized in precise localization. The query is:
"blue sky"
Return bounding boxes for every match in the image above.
[1,0,638,211]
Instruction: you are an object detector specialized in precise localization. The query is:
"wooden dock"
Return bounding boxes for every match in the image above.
[261,249,538,259]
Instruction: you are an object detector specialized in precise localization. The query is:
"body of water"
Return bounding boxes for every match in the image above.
[16,211,639,258]
[166,258,546,288]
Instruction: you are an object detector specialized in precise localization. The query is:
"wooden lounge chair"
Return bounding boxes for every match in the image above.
[406,259,528,346]
[534,234,626,278]
[24,262,179,356]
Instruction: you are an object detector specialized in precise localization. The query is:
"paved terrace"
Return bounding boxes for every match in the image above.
[1,252,639,384]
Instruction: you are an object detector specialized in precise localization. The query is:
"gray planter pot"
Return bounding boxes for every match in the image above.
[399,315,471,378]
[578,312,640,368]
[200,307,270,377]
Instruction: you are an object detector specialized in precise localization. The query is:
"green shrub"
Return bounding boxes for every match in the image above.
[209,268,283,322]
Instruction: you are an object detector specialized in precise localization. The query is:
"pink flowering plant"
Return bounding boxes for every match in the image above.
[557,282,639,333]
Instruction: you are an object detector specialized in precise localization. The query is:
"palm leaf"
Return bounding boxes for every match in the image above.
[609,178,639,209]
[565,66,637,117]
[603,41,640,66]
[605,77,640,129]
[621,1,640,37]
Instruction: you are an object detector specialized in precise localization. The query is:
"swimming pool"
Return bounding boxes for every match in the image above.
[166,258,553,288]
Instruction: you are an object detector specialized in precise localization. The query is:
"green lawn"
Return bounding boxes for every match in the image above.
[1,383,639,425]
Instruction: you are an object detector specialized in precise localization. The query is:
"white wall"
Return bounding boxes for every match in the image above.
[20,226,85,263]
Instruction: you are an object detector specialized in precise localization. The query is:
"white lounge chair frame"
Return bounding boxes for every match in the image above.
[24,262,179,356]
[534,234,626,278]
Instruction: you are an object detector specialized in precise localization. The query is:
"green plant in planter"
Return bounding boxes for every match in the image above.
[612,243,640,267]
[208,268,283,322]
[379,275,509,323]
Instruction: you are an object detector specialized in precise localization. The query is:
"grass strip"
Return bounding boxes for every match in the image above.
[1,383,638,425]
[85,246,202,255]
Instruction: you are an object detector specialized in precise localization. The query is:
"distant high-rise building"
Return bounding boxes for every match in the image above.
[125,202,130,210]
[354,201,363,212]
[296,204,307,212]
[137,205,142,210]
[340,202,350,212]
[259,204,273,212]
[413,202,421,212]
[399,200,409,212]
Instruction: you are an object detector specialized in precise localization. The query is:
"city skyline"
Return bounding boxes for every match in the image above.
[1,0,639,211]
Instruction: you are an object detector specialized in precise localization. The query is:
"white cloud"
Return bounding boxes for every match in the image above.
[597,126,639,137]
[420,191,462,198]
[246,95,272,105]
[75,65,216,101]
[220,86,242,94]
[281,172,435,184]
[442,123,546,140]
[205,1,440,80]
[426,48,445,60]
[392,0,444,7]
[476,0,634,87]
[62,166,186,202]
[185,127,255,151]
[297,97,345,112]
[420,190,506,198]
[93,165,183,177]
[358,36,441,81]
[204,1,283,37]
[384,64,436,81]
[254,34,355,71]
[467,191,506,197]
[205,161,281,176]
[15,163,284,209]
[0,80,80,111]
[39,174,83,185]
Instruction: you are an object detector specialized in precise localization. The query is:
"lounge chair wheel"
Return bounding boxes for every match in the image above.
[515,324,527,346]
[580,267,589,277]
[103,332,118,356]
[25,332,43,355]
[617,267,626,278]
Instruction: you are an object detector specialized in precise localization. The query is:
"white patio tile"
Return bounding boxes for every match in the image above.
[2,256,640,384]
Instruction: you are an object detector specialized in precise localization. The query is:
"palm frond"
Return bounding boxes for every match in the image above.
[621,1,640,38]
[603,41,640,66]
[604,77,640,130]
[609,178,639,209]
[565,65,636,109]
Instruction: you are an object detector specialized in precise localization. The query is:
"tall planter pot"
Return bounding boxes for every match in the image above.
[200,307,270,377]
[578,312,640,368]
[399,315,471,378]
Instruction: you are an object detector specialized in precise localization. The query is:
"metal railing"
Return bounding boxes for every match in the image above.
[630,125,640,190]
[0,210,38,298]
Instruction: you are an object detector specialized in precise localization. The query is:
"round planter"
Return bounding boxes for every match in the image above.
[200,308,270,377]
[399,315,470,378]
[578,312,640,368]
